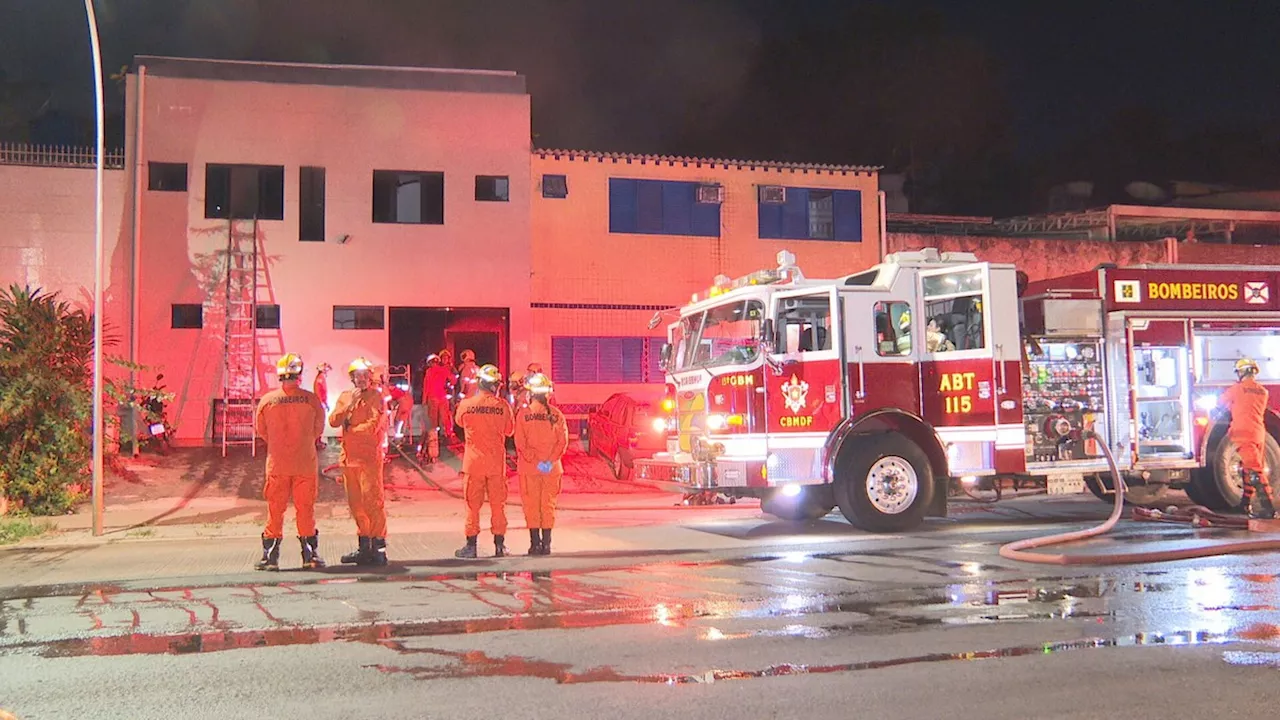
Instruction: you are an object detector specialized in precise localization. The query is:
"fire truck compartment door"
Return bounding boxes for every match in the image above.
[764,287,847,482]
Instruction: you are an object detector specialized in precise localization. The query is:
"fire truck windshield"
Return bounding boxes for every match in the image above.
[675,300,765,371]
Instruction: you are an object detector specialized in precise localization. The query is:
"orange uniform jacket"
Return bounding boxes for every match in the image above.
[255,386,327,475]
[329,388,388,463]
[1223,377,1269,445]
[455,393,514,474]
[515,404,568,474]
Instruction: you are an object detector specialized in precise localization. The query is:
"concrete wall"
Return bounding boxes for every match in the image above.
[887,233,1173,281]
[530,150,881,407]
[130,67,533,440]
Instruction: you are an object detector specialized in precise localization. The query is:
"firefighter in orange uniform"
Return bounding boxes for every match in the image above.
[515,373,568,555]
[253,353,328,571]
[454,364,515,558]
[458,349,481,399]
[378,368,413,446]
[1219,357,1276,518]
[330,358,390,565]
[420,353,452,463]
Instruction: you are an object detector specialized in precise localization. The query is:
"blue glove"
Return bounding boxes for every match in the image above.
[537,461,553,474]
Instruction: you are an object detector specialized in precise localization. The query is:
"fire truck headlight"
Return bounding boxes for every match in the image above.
[1195,394,1218,412]
[707,414,728,431]
[651,417,667,433]
[780,484,802,497]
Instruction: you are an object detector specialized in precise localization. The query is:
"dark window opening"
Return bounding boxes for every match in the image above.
[541,174,568,199]
[299,166,326,242]
[205,164,285,220]
[475,175,510,202]
[148,162,188,192]
[372,170,444,224]
[608,178,720,237]
[256,304,281,329]
[333,306,385,330]
[758,187,862,242]
[171,304,203,329]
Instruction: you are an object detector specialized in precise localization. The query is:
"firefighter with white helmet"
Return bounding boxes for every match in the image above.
[253,353,328,571]
[454,363,515,558]
[329,357,390,565]
[1219,357,1275,518]
[515,373,567,555]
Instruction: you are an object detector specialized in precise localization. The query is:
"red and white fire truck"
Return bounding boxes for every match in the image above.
[635,249,1280,531]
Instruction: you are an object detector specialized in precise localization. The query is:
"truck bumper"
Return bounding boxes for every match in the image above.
[635,455,791,494]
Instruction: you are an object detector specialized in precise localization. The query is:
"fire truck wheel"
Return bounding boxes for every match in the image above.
[761,486,836,522]
[834,433,932,533]
[1199,433,1280,511]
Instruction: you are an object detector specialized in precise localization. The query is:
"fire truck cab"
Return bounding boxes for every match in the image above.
[636,250,1280,532]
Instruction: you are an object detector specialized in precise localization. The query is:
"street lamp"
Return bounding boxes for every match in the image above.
[84,0,106,536]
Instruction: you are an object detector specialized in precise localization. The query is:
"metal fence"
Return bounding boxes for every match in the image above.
[0,142,125,170]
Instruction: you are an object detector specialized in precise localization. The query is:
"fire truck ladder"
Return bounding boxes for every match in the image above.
[220,217,260,457]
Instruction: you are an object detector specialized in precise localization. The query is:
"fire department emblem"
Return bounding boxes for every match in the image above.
[781,374,809,414]
[1114,280,1141,304]
[1245,282,1270,305]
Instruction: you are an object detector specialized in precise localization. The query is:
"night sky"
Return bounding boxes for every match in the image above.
[3,0,1278,215]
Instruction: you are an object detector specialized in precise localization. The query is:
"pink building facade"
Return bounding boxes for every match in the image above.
[0,56,883,443]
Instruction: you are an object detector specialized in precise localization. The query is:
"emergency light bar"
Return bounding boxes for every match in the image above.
[690,251,802,303]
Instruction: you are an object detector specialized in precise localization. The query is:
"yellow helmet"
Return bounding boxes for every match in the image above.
[526,362,543,374]
[898,310,911,330]
[509,370,526,385]
[1236,357,1260,377]
[460,349,476,363]
[524,372,553,396]
[476,364,502,386]
[348,357,375,376]
[276,353,304,379]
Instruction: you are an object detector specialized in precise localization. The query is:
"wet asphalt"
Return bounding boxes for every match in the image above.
[3,514,1280,719]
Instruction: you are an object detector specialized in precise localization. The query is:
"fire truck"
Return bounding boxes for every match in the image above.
[634,249,1280,532]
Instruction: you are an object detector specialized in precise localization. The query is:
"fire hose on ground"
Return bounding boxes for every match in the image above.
[999,431,1280,565]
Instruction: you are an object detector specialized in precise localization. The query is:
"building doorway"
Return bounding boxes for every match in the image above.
[388,307,510,400]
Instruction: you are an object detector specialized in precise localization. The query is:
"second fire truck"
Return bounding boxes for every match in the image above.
[634,249,1280,531]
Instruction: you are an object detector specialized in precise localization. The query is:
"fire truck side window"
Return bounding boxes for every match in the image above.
[873,301,912,356]
[776,295,832,354]
[922,269,986,353]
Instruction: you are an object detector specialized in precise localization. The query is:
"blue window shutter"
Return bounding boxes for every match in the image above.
[661,181,693,235]
[551,337,575,383]
[597,338,626,383]
[646,339,664,382]
[758,200,783,239]
[609,179,637,233]
[636,180,664,234]
[782,187,809,239]
[572,337,599,383]
[620,338,646,383]
[691,195,721,237]
[833,190,863,242]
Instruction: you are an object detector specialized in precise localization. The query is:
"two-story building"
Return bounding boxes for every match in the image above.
[0,55,884,444]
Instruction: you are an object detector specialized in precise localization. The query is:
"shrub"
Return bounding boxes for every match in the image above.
[0,285,95,515]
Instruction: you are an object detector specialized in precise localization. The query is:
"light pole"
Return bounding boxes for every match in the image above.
[84,0,106,536]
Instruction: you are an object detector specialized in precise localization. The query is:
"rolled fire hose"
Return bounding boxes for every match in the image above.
[999,431,1280,565]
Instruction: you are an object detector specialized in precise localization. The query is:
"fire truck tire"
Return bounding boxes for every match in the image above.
[761,486,836,522]
[1198,434,1280,511]
[834,433,932,533]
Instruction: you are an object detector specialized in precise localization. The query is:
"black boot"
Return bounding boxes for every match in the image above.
[1251,473,1277,519]
[540,528,552,556]
[361,537,388,567]
[494,535,508,557]
[255,536,281,571]
[342,536,370,565]
[300,534,325,569]
[454,535,478,558]
[527,529,542,556]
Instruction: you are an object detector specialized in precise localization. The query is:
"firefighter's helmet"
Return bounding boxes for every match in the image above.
[348,357,375,378]
[460,349,476,363]
[276,353,304,380]
[1236,357,1260,379]
[424,353,439,367]
[524,372,553,396]
[476,364,502,391]
[898,310,911,331]
[509,370,526,387]
[527,362,543,374]
[316,362,332,374]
